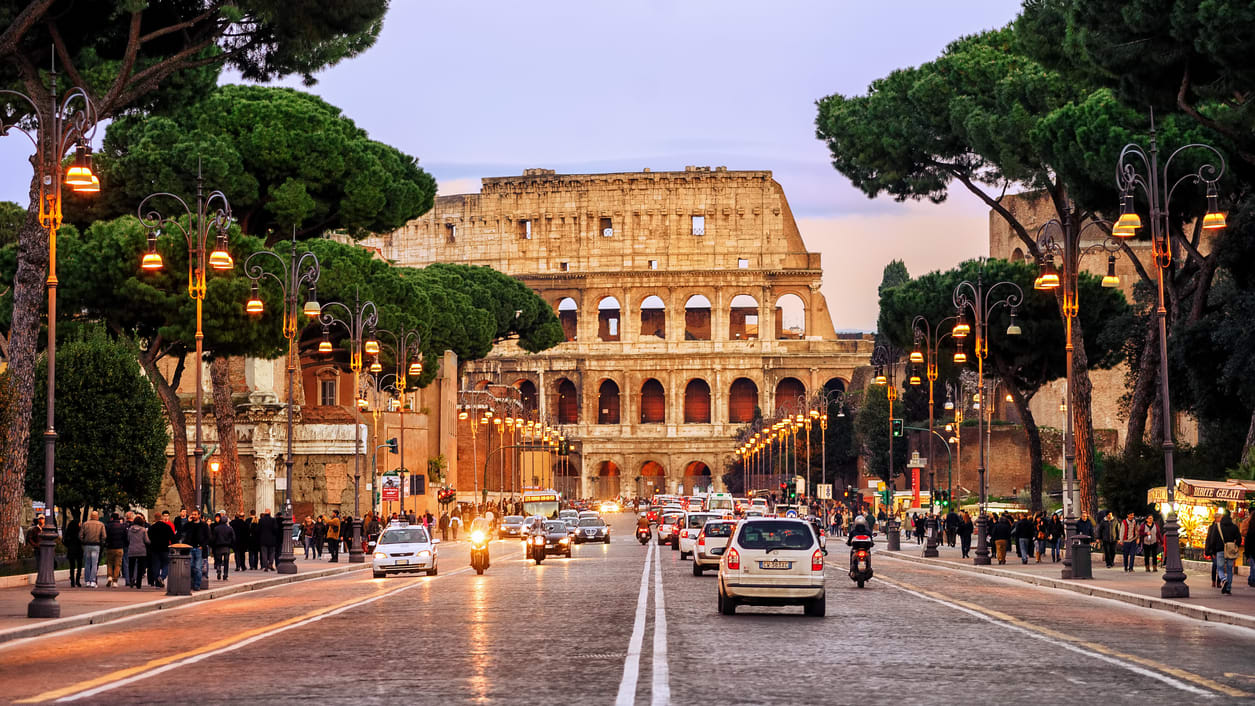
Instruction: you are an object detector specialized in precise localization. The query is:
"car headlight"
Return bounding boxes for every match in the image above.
[419,550,431,558]
[560,537,569,543]
[373,552,387,559]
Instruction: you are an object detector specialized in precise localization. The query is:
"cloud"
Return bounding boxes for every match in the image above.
[436,177,481,196]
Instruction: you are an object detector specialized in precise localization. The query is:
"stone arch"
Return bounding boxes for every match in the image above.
[597,379,621,424]
[640,460,666,498]
[774,293,806,339]
[684,294,712,340]
[639,294,666,339]
[597,296,622,342]
[684,378,712,423]
[640,378,666,424]
[515,379,538,414]
[1011,247,1025,262]
[823,377,847,395]
[729,377,759,423]
[555,377,579,424]
[557,297,579,341]
[775,377,806,414]
[681,460,713,494]
[473,379,491,391]
[594,460,621,499]
[729,294,760,340]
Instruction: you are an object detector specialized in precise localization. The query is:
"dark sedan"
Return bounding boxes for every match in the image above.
[574,516,610,544]
[542,521,573,557]
[498,515,526,539]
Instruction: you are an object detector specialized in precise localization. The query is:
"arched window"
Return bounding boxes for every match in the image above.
[595,461,620,499]
[597,379,621,424]
[684,378,712,423]
[557,297,578,341]
[729,378,759,423]
[684,294,712,340]
[682,461,712,494]
[598,296,621,342]
[556,378,578,424]
[1011,247,1025,263]
[640,378,666,424]
[517,379,538,414]
[774,377,806,414]
[639,295,666,339]
[774,293,806,339]
[640,461,665,497]
[729,294,759,340]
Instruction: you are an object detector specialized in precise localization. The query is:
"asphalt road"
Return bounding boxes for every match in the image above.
[1,514,1252,705]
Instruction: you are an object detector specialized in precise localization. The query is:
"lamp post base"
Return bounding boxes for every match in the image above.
[277,508,297,575]
[885,517,901,551]
[27,528,60,619]
[923,515,940,557]
[1160,513,1189,599]
[349,519,365,564]
[1061,515,1077,580]
[973,514,991,565]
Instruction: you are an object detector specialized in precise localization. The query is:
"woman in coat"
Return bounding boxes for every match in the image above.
[125,516,150,589]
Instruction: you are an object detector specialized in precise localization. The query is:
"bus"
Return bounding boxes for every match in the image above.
[522,489,561,519]
[706,492,735,514]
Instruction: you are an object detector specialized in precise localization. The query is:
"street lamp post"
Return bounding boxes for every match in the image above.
[1032,208,1122,579]
[3,62,100,620]
[952,269,1023,565]
[910,314,957,557]
[318,289,378,564]
[244,234,320,575]
[871,344,901,549]
[1114,120,1228,598]
[377,324,423,520]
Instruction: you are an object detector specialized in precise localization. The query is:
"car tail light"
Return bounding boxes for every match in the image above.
[856,550,868,558]
[697,532,705,548]
[812,549,824,572]
[726,548,740,570]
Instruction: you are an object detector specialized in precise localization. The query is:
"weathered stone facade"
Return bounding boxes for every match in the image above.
[362,167,874,498]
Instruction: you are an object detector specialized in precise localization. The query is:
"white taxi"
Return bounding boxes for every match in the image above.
[717,518,825,616]
[372,524,440,578]
[677,511,721,560]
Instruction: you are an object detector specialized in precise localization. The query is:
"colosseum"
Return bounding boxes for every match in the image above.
[363,166,873,499]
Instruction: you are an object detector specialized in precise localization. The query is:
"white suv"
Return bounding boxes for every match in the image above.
[656,512,683,546]
[717,518,825,616]
[372,524,439,578]
[678,512,720,560]
[692,519,736,576]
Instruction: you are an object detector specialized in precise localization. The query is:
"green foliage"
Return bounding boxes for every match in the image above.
[0,202,24,247]
[408,264,565,353]
[25,328,167,510]
[879,260,910,296]
[855,387,908,484]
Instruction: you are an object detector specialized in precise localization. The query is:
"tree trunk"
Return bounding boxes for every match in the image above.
[1069,318,1099,518]
[140,350,194,508]
[208,356,244,516]
[1125,318,1158,451]
[1243,409,1255,466]
[998,361,1043,512]
[0,188,43,565]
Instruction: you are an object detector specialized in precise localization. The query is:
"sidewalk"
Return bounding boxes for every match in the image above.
[0,554,371,645]
[881,534,1255,630]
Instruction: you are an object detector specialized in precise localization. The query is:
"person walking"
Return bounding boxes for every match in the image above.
[1139,514,1162,572]
[302,516,316,559]
[247,510,261,570]
[211,513,236,581]
[991,514,1012,564]
[1097,512,1117,569]
[104,512,127,588]
[79,510,106,588]
[146,512,175,588]
[229,513,250,572]
[64,514,83,588]
[1049,513,1065,562]
[958,512,974,558]
[1013,514,1034,565]
[314,516,327,559]
[450,513,462,541]
[121,510,135,586]
[126,515,150,589]
[185,510,211,590]
[257,509,278,571]
[1117,511,1139,572]
[326,511,341,562]
[439,512,449,542]
[1204,512,1242,594]
[944,509,959,547]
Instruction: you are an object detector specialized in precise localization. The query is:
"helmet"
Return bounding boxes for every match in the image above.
[854,515,866,526]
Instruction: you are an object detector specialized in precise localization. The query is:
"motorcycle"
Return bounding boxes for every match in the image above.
[636,526,651,545]
[470,529,490,575]
[848,533,874,588]
[528,533,546,564]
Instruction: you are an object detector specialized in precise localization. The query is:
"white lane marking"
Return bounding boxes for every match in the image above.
[882,580,1218,698]
[53,556,506,703]
[651,541,670,706]
[615,541,654,706]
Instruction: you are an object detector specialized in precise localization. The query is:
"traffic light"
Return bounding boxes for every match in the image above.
[892,418,903,437]
[386,438,398,454]
[558,440,570,456]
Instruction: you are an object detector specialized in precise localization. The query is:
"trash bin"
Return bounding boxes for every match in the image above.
[886,519,901,552]
[167,543,192,596]
[1070,534,1093,579]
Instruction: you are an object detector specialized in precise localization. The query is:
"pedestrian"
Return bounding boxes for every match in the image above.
[365,513,382,548]
[326,511,341,562]
[64,513,83,587]
[1049,513,1065,562]
[450,513,462,541]
[944,509,959,547]
[257,509,278,571]
[439,511,449,542]
[991,514,1012,564]
[173,508,189,542]
[1204,512,1242,594]
[1245,511,1255,588]
[146,511,175,588]
[343,513,355,555]
[126,515,150,589]
[79,510,107,588]
[247,510,261,570]
[1013,514,1034,565]
[1075,511,1094,540]
[229,512,250,572]
[211,512,236,581]
[958,512,973,558]
[183,510,211,590]
[1139,514,1162,572]
[302,516,316,559]
[1117,511,1139,572]
[26,515,44,551]
[314,516,327,558]
[121,510,135,585]
[105,512,127,588]
[1098,512,1117,569]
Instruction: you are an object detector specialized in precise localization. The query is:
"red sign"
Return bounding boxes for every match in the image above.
[381,475,400,502]
[911,468,920,508]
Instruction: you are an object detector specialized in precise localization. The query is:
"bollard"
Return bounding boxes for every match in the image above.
[923,515,940,558]
[886,518,901,551]
[166,544,192,596]
[1070,534,1093,579]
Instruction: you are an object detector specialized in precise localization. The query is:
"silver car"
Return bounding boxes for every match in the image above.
[372,525,439,578]
[717,518,825,616]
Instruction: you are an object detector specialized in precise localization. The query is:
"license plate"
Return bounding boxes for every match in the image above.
[395,559,408,565]
[759,560,792,570]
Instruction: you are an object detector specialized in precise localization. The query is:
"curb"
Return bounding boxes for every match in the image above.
[0,562,369,645]
[881,552,1255,632]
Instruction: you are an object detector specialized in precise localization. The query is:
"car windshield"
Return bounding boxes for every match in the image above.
[737,521,814,551]
[687,515,715,528]
[578,518,605,527]
[544,522,567,532]
[504,516,523,524]
[704,522,734,537]
[380,528,429,544]
[662,514,682,524]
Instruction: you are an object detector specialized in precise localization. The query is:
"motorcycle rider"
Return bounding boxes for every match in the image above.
[847,515,874,545]
[469,517,491,569]
[636,513,652,537]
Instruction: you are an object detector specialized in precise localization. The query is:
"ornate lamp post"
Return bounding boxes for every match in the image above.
[3,62,100,619]
[244,235,320,574]
[366,371,398,516]
[870,343,901,548]
[377,324,423,516]
[318,289,378,564]
[1031,209,1122,578]
[952,269,1022,565]
[1114,121,1227,598]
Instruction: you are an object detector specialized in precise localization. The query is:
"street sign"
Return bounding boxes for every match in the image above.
[794,476,805,497]
[817,483,832,500]
[276,476,287,491]
[876,481,886,493]
[381,474,400,502]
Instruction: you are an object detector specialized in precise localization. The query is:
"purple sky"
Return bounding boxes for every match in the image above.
[0,1,1022,330]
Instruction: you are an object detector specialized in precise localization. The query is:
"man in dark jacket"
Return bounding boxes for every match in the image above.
[247,510,261,570]
[1013,515,1035,564]
[105,513,128,587]
[1097,512,1117,568]
[211,513,236,580]
[257,509,279,571]
[944,510,960,547]
[146,514,176,588]
[991,514,1013,564]
[1204,512,1243,594]
[184,510,212,590]
[229,513,250,572]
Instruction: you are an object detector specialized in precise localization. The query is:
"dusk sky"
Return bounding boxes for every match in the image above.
[0,1,1022,331]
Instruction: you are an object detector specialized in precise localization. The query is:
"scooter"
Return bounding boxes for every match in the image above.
[848,533,874,588]
[470,529,490,575]
[636,526,651,545]
[528,533,546,565]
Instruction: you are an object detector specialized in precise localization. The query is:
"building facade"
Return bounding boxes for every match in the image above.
[363,166,873,499]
